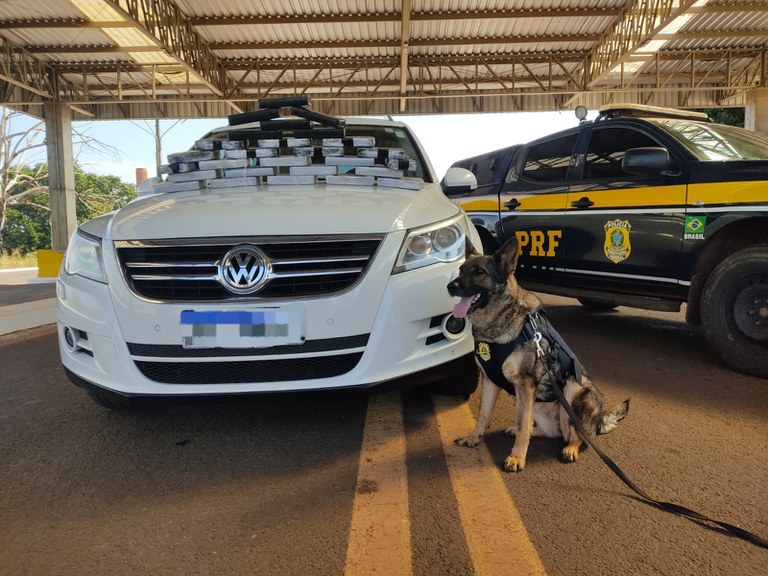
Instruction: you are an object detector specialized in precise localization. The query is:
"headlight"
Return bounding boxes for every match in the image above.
[63,229,106,283]
[393,215,466,274]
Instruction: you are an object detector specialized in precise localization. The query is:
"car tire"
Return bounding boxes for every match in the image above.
[700,246,768,378]
[577,297,618,312]
[87,390,137,410]
[429,361,479,399]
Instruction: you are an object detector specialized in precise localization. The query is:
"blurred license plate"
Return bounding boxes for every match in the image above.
[180,309,304,349]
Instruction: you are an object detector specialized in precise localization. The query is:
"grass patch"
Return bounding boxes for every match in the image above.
[0,249,38,270]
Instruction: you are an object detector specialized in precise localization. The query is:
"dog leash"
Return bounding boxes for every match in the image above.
[527,314,768,550]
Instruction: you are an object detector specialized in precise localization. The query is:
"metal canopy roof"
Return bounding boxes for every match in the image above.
[0,0,766,120]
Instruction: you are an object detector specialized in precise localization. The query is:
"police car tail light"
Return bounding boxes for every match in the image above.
[393,216,466,274]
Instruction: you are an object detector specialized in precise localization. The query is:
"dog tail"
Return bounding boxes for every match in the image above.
[597,399,630,435]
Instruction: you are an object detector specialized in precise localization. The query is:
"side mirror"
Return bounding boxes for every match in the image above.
[622,147,670,177]
[441,167,477,196]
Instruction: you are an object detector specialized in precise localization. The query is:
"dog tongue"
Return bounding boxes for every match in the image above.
[453,296,475,319]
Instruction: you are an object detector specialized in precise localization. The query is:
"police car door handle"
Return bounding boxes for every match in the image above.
[504,198,522,210]
[571,197,594,209]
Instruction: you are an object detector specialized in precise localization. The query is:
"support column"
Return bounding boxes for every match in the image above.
[744,87,768,134]
[44,102,77,251]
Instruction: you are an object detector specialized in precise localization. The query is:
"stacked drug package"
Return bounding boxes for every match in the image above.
[153,97,424,193]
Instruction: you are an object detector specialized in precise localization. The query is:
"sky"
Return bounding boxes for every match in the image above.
[69,110,591,186]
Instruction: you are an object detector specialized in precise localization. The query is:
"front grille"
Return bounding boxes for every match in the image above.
[134,353,363,384]
[115,235,383,302]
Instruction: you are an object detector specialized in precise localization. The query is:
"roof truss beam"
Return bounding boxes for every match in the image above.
[5,3,766,30]
[103,0,236,101]
[0,38,54,98]
[587,0,701,87]
[0,8,622,29]
[34,25,765,58]
[207,33,602,52]
[57,51,764,101]
[399,0,411,112]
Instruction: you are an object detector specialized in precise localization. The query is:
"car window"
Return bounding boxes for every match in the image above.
[516,134,578,183]
[651,119,768,161]
[583,127,671,180]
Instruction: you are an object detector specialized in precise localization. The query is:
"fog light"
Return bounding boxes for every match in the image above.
[441,314,467,340]
[63,325,76,350]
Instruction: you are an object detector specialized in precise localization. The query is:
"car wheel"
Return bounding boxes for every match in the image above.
[87,390,137,410]
[577,297,618,312]
[429,362,479,399]
[700,246,768,378]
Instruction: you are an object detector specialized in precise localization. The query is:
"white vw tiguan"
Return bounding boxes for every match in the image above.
[57,99,480,408]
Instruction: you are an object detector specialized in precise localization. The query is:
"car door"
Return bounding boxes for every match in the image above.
[498,131,576,284]
[562,123,688,299]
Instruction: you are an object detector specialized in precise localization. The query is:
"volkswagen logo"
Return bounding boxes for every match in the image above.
[218,245,271,295]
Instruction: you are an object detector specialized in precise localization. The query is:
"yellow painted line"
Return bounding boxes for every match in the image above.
[433,396,547,576]
[344,392,412,576]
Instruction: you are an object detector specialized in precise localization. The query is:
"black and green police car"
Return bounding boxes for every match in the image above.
[448,104,768,378]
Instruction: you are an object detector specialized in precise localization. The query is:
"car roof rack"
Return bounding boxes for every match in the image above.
[597,103,711,122]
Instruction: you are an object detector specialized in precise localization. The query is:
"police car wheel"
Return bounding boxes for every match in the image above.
[577,297,618,312]
[701,246,768,378]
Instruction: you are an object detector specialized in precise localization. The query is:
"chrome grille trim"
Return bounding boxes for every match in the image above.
[114,234,384,302]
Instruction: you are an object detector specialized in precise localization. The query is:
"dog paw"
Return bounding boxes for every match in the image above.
[561,446,579,463]
[503,456,525,472]
[454,434,481,448]
[503,426,517,437]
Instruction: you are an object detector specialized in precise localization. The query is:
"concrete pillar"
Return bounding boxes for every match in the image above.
[44,102,77,251]
[744,87,768,134]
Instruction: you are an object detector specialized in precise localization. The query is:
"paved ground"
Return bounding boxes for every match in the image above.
[1,295,766,576]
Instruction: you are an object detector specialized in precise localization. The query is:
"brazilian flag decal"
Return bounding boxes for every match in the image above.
[684,216,706,239]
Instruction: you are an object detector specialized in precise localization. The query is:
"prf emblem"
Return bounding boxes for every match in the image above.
[604,219,631,263]
[477,342,491,361]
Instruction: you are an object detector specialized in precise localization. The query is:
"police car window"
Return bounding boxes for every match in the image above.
[519,134,577,182]
[584,127,668,179]
[652,120,768,161]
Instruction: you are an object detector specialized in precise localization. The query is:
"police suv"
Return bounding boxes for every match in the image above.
[450,104,768,378]
[57,98,481,408]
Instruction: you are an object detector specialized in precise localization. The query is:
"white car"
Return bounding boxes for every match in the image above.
[57,103,480,408]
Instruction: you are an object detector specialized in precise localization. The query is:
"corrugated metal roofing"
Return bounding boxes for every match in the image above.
[0,0,765,119]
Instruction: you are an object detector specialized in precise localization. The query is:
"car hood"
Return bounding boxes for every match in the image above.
[107,183,459,240]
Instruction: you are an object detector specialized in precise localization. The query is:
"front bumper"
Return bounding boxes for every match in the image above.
[57,249,473,397]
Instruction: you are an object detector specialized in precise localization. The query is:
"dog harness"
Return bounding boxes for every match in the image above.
[474,310,585,400]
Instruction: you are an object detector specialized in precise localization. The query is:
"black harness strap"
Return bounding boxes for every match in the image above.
[474,310,583,398]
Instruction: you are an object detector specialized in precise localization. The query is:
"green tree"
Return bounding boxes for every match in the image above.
[0,107,133,254]
[3,165,136,254]
[697,107,745,127]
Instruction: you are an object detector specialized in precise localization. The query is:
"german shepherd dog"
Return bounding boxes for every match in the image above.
[447,237,629,472]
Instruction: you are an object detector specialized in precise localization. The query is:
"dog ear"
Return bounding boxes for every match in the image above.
[465,239,480,258]
[495,236,520,276]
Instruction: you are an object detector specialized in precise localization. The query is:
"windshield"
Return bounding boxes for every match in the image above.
[652,119,768,161]
[344,124,429,181]
[206,121,430,182]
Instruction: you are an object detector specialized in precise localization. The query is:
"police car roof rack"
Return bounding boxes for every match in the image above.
[597,103,711,123]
